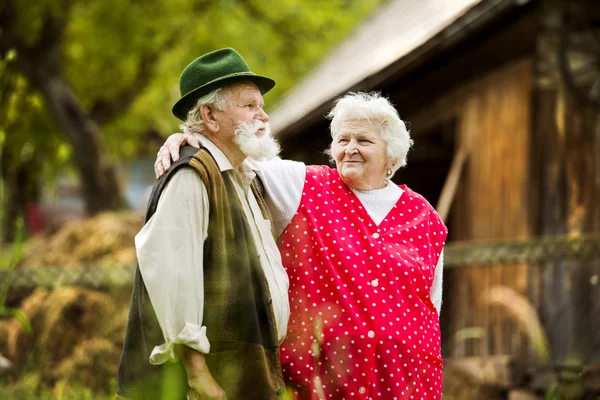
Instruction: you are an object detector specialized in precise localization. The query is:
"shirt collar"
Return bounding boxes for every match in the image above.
[197,134,234,172]
[196,134,259,184]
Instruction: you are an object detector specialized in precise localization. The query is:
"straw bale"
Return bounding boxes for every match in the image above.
[2,211,144,388]
[52,338,121,392]
[4,288,50,367]
[105,301,130,346]
[4,287,124,377]
[0,352,12,375]
[21,211,143,268]
[0,316,9,350]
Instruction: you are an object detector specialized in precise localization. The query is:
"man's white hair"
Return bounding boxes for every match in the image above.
[179,87,231,134]
[327,92,413,177]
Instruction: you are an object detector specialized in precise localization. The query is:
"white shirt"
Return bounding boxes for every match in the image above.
[136,136,290,365]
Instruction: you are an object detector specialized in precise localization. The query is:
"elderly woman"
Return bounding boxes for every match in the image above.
[157,92,447,400]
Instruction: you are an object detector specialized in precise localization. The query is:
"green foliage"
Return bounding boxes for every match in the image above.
[0,125,31,333]
[0,130,31,393]
[0,52,70,191]
[2,0,383,178]
[8,0,71,48]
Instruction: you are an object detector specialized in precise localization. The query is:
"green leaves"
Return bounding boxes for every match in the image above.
[3,0,383,176]
[0,172,30,333]
[0,112,30,331]
[0,307,32,334]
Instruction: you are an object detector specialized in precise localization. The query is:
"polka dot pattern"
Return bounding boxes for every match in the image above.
[278,166,448,400]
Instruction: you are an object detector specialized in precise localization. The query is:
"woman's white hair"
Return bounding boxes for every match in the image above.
[179,87,231,134]
[327,92,413,176]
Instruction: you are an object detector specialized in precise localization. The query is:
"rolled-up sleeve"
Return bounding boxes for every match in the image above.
[135,169,210,365]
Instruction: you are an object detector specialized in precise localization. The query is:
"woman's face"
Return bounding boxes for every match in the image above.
[331,119,392,190]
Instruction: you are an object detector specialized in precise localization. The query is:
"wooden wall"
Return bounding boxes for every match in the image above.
[409,59,534,358]
[529,2,600,367]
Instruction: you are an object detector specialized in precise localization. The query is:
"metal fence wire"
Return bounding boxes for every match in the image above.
[443,233,600,267]
[5,265,135,289]
[3,234,600,289]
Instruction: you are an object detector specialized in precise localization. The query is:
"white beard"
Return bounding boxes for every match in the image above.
[234,120,280,161]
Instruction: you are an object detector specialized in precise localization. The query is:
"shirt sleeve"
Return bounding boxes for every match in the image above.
[135,169,210,365]
[250,157,306,238]
[430,250,444,316]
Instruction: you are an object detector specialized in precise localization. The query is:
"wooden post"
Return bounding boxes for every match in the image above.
[436,147,469,222]
[531,0,599,374]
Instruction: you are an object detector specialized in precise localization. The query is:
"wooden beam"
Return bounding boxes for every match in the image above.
[436,147,469,221]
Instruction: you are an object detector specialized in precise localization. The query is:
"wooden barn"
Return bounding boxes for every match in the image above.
[269,0,600,397]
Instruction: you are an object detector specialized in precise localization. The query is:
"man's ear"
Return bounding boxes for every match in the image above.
[199,104,219,133]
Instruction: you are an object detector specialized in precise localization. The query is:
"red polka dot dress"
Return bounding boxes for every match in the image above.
[278,166,448,400]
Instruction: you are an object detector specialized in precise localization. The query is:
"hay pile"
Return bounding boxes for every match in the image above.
[1,211,144,394]
[0,286,130,392]
[21,211,143,268]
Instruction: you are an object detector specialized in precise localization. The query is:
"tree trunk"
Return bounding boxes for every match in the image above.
[2,162,30,242]
[21,60,124,215]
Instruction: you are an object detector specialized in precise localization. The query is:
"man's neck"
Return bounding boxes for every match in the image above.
[202,132,246,169]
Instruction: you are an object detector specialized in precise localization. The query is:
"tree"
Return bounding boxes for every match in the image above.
[0,0,191,214]
[0,0,382,219]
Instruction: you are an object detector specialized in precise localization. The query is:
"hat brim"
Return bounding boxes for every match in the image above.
[172,74,275,121]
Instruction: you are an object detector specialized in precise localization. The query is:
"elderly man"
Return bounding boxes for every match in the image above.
[116,48,289,400]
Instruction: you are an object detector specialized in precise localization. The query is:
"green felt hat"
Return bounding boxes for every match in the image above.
[172,48,275,121]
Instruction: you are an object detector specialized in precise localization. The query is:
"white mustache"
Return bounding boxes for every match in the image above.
[234,120,280,160]
[238,120,270,136]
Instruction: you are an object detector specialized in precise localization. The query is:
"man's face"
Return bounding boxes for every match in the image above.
[219,82,270,136]
[216,82,279,160]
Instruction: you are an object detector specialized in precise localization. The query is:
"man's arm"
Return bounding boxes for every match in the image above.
[136,169,225,399]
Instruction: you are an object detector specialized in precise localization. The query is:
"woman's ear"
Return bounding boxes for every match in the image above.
[387,158,398,172]
[200,105,219,133]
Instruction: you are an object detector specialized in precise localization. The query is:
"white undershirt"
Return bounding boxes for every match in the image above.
[350,181,403,225]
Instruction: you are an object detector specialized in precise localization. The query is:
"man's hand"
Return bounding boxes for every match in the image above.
[155,132,202,179]
[187,373,227,400]
[182,347,227,400]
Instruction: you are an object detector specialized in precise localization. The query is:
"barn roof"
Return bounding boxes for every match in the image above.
[270,0,532,137]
